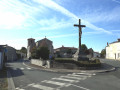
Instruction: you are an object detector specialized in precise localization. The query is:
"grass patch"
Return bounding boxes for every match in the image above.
[0,67,8,90]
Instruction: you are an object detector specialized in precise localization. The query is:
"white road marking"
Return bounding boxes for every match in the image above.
[71,84,90,90]
[42,80,67,86]
[60,75,86,80]
[23,62,36,69]
[22,62,95,90]
[52,77,78,82]
[27,67,31,70]
[74,73,96,76]
[28,83,35,86]
[20,68,24,70]
[26,72,95,90]
[68,74,91,77]
[30,84,54,90]
[16,87,19,89]
[16,87,25,90]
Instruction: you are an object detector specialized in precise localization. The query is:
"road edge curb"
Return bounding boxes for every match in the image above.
[96,67,116,73]
[23,61,116,73]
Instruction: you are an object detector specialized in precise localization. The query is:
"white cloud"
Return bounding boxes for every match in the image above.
[38,18,71,30]
[0,0,47,29]
[33,0,112,34]
[0,38,27,49]
[81,7,120,23]
[0,0,113,35]
[33,0,78,20]
[112,0,120,4]
[0,11,25,29]
[83,31,103,35]
[0,0,73,31]
[110,30,120,32]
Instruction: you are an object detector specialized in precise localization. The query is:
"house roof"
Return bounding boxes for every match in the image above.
[37,38,52,43]
[106,39,120,47]
[28,38,35,40]
[109,41,119,44]
[55,46,77,50]
[40,40,48,47]
[94,52,100,54]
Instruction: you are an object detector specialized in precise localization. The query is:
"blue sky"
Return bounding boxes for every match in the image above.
[0,0,120,52]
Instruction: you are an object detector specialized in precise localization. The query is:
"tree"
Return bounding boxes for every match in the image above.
[67,49,72,54]
[31,46,49,60]
[81,44,88,51]
[81,44,88,53]
[16,53,21,59]
[31,47,37,59]
[101,49,106,58]
[37,46,49,60]
[20,47,27,54]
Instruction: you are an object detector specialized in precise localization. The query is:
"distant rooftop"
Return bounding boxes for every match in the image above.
[37,37,52,43]
[55,45,77,50]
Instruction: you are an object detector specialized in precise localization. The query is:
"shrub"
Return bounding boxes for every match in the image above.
[16,53,21,59]
[31,46,49,60]
[54,58,101,67]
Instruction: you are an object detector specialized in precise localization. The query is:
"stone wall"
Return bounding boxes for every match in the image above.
[52,61,78,69]
[31,59,51,68]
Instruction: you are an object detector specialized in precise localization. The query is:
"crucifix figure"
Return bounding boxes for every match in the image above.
[74,19,86,54]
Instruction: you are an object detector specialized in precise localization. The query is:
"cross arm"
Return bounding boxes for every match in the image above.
[81,25,86,27]
[74,24,79,27]
[74,24,86,27]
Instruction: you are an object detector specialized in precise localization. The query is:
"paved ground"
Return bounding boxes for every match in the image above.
[7,59,120,90]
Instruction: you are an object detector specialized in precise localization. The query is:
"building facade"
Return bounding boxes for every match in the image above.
[54,45,77,58]
[5,46,17,61]
[106,39,120,60]
[27,37,54,59]
[0,45,5,70]
[93,52,100,58]
[0,45,17,69]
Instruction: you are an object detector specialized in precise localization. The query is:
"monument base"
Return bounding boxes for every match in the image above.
[73,49,89,61]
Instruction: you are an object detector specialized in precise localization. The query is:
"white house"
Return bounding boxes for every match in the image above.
[93,52,100,58]
[106,39,120,60]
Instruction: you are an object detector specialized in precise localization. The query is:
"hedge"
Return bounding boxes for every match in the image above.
[54,58,101,67]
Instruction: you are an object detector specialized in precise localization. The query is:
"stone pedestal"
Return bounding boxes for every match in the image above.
[73,49,89,61]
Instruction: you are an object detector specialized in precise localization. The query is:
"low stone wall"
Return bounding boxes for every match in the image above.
[31,59,101,70]
[52,61,78,69]
[52,60,101,70]
[31,59,51,68]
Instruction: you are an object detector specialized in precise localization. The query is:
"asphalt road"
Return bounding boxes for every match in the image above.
[7,59,120,90]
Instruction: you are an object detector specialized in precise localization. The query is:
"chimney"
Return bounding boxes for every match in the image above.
[118,39,120,42]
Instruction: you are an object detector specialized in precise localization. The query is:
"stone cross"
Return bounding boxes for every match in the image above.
[74,19,86,53]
